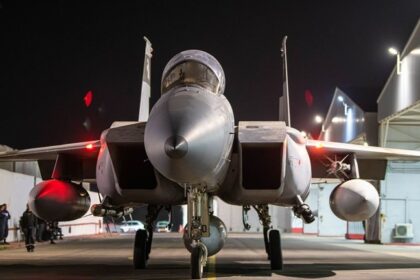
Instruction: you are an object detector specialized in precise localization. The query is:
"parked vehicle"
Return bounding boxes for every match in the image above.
[120,220,145,233]
[156,220,171,232]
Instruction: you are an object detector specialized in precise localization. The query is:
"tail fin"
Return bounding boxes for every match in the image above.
[138,36,153,122]
[279,36,291,127]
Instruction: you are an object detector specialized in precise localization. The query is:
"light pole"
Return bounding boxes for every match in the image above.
[388,47,401,75]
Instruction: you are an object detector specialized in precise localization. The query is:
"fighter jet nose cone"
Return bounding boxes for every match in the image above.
[164,136,188,159]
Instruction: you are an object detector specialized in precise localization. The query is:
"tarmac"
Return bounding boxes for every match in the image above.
[1,232,420,279]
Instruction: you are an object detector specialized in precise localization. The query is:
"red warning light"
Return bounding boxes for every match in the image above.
[84,91,93,107]
[315,142,323,149]
[86,143,94,150]
[305,90,313,107]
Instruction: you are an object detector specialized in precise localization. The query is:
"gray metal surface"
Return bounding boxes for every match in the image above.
[320,88,367,143]
[145,87,234,188]
[29,180,91,221]
[238,121,287,143]
[329,179,379,221]
[96,124,185,206]
[218,126,311,206]
[307,139,420,160]
[183,215,227,257]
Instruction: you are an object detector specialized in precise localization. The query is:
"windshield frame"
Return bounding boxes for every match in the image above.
[161,60,221,94]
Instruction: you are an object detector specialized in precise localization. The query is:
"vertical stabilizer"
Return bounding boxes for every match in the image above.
[138,37,153,122]
[279,36,291,127]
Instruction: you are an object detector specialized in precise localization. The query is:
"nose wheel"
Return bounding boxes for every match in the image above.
[191,243,208,279]
[186,186,211,279]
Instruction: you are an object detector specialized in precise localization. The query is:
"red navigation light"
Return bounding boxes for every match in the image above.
[84,91,93,107]
[305,90,313,107]
[86,143,94,150]
[315,142,323,149]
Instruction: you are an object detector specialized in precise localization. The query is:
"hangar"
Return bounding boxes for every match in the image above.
[297,19,420,243]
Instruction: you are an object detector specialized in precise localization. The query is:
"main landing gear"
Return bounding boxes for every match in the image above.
[244,204,283,270]
[133,205,165,269]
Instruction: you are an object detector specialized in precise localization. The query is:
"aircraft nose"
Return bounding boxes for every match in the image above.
[144,89,233,185]
[164,136,188,159]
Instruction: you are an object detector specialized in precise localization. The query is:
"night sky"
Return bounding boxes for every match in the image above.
[0,1,419,149]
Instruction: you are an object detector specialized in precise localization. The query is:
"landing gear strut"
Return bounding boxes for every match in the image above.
[187,186,210,279]
[252,204,283,270]
[133,204,163,269]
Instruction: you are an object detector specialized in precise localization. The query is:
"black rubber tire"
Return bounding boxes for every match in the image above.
[263,227,270,260]
[269,229,283,270]
[191,246,204,279]
[133,229,148,269]
[146,229,153,260]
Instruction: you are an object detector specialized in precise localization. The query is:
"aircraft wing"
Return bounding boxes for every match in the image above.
[306,139,420,160]
[306,139,420,180]
[0,140,100,161]
[0,140,100,180]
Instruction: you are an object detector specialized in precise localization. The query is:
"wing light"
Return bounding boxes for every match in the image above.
[315,142,323,149]
[85,143,94,150]
[84,90,93,107]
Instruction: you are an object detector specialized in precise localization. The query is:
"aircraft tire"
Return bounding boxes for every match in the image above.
[133,229,148,269]
[269,229,283,270]
[191,246,204,279]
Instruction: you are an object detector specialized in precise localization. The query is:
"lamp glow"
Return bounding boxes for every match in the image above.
[314,115,323,124]
[388,47,398,55]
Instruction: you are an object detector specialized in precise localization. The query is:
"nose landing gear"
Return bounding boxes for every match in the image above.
[191,242,208,279]
[187,186,210,279]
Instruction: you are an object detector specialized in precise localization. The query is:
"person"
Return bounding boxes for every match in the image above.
[46,222,56,244]
[35,217,46,242]
[52,221,63,240]
[0,204,11,245]
[20,205,37,252]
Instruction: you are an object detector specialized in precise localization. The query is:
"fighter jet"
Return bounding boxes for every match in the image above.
[2,37,420,279]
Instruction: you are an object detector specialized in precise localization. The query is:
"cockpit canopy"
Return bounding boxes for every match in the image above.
[161,50,225,95]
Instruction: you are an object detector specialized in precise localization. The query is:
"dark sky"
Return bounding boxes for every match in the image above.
[0,1,419,148]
